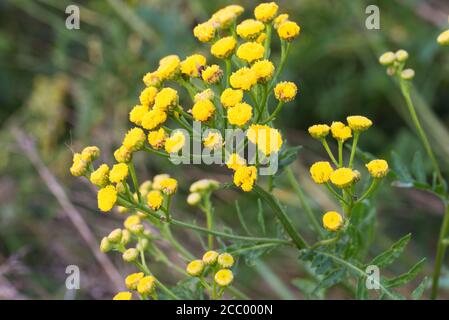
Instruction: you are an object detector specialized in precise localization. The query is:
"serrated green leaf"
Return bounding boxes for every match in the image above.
[384,258,426,288]
[411,276,429,300]
[313,268,345,294]
[370,233,411,268]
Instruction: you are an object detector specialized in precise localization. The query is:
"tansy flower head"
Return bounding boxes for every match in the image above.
[366,159,389,178]
[109,163,129,184]
[209,5,243,29]
[180,54,207,77]
[70,154,88,177]
[154,87,178,112]
[107,228,123,243]
[193,22,216,43]
[114,146,132,163]
[194,88,215,103]
[113,291,132,300]
[189,179,220,193]
[252,60,275,82]
[330,121,352,142]
[141,109,167,130]
[129,104,149,126]
[227,102,253,127]
[147,190,163,211]
[218,252,234,268]
[192,99,216,122]
[159,177,178,195]
[139,86,158,108]
[203,131,223,150]
[277,21,300,41]
[156,55,180,80]
[308,124,330,139]
[274,81,297,102]
[81,146,100,162]
[121,229,131,246]
[148,128,167,150]
[233,165,257,192]
[246,124,283,155]
[395,49,409,62]
[122,127,146,152]
[152,173,170,191]
[143,71,161,87]
[125,272,144,290]
[97,185,117,212]
[256,32,267,44]
[236,19,265,40]
[236,42,265,63]
[310,161,334,184]
[164,130,186,153]
[230,67,258,90]
[201,64,223,84]
[274,14,289,29]
[215,269,234,287]
[139,180,153,198]
[124,215,141,230]
[401,69,415,80]
[100,237,112,253]
[211,36,237,59]
[437,29,449,46]
[90,164,110,187]
[330,168,356,189]
[122,248,139,262]
[323,211,344,232]
[202,250,219,265]
[378,51,396,66]
[226,153,246,171]
[254,2,278,22]
[186,260,205,277]
[346,116,372,132]
[137,276,156,295]
[187,192,201,206]
[220,88,243,108]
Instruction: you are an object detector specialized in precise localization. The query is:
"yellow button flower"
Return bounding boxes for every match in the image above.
[143,71,161,87]
[109,163,129,184]
[310,161,334,184]
[97,185,117,212]
[220,88,243,108]
[186,260,205,277]
[214,269,234,287]
[125,272,144,290]
[274,14,289,29]
[308,124,330,139]
[152,173,170,191]
[203,131,223,150]
[137,276,156,295]
[236,19,265,40]
[322,211,343,232]
[233,165,257,192]
[147,190,163,211]
[181,54,207,77]
[330,121,352,142]
[124,214,141,230]
[236,42,265,63]
[100,237,112,253]
[122,248,139,262]
[165,130,186,153]
[159,177,178,195]
[154,87,178,112]
[217,252,234,268]
[274,81,297,102]
[194,89,215,103]
[251,59,275,82]
[378,51,396,66]
[107,228,122,243]
[141,109,167,130]
[156,55,180,80]
[81,146,100,162]
[227,102,253,127]
[346,115,372,132]
[187,192,201,206]
[202,250,219,265]
[210,7,239,29]
[90,164,110,187]
[211,36,237,59]
[139,86,158,108]
[437,29,449,46]
[230,67,258,90]
[395,49,409,62]
[246,124,283,155]
[114,146,132,163]
[122,127,146,152]
[330,168,355,188]
[201,64,223,84]
[129,104,149,126]
[192,99,216,122]
[70,153,88,177]
[254,2,278,22]
[148,128,167,150]
[256,32,267,44]
[277,21,300,41]
[366,159,389,178]
[113,291,132,300]
[193,22,215,43]
[226,153,247,171]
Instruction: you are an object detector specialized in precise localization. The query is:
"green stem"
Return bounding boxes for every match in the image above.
[264,23,272,59]
[128,161,141,203]
[256,84,269,122]
[225,59,231,88]
[160,224,194,260]
[357,179,379,203]
[203,195,215,250]
[262,101,284,124]
[253,185,309,249]
[325,182,348,205]
[348,131,359,168]
[286,167,324,238]
[431,202,449,299]
[338,140,343,167]
[269,41,291,92]
[143,146,170,158]
[321,138,339,167]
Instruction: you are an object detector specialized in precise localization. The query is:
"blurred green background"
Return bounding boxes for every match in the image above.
[1,0,449,299]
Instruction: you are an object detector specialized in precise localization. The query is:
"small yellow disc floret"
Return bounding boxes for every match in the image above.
[366,159,389,178]
[323,211,344,232]
[310,161,334,184]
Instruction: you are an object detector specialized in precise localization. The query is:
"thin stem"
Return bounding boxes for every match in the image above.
[160,224,195,260]
[225,59,231,88]
[338,140,343,167]
[269,41,291,92]
[348,131,359,168]
[286,167,324,238]
[431,202,449,299]
[171,114,193,134]
[255,84,269,122]
[128,161,141,203]
[202,195,215,250]
[263,23,272,59]
[262,101,284,124]
[321,138,339,167]
[143,146,170,158]
[357,179,379,203]
[325,182,348,205]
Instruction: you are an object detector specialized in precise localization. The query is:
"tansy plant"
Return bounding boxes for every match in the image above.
[70,3,427,300]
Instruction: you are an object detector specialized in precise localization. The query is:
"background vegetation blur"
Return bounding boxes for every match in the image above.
[1,0,449,299]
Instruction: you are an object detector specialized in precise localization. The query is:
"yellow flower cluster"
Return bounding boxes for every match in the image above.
[379,49,415,80]
[247,124,283,156]
[233,165,258,192]
[186,251,235,288]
